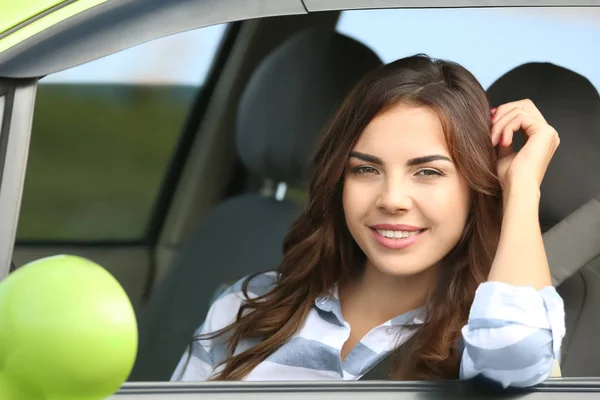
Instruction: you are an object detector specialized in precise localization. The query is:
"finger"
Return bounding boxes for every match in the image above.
[491,107,531,145]
[500,111,540,142]
[493,99,546,123]
[518,99,546,122]
[497,110,548,151]
[491,104,520,128]
[497,137,514,159]
[501,124,515,148]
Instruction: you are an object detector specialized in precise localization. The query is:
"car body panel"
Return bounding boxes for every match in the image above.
[0,0,66,35]
[0,0,107,54]
[109,379,600,399]
[303,0,600,11]
[0,0,307,78]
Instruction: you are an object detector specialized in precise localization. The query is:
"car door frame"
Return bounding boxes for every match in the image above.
[2,2,600,396]
[0,78,37,278]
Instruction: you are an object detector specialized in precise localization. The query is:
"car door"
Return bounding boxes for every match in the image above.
[2,1,600,399]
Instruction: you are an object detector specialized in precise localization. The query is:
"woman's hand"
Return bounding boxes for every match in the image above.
[491,99,560,192]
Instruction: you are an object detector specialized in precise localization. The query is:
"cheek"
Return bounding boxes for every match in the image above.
[342,179,376,222]
[342,182,357,220]
[420,178,471,221]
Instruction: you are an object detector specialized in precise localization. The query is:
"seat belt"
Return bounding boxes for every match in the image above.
[542,193,600,379]
[359,193,600,381]
[544,193,600,287]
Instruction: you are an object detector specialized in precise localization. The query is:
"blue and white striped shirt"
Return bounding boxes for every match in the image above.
[172,271,565,387]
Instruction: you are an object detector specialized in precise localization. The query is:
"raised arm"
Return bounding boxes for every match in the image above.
[460,100,566,388]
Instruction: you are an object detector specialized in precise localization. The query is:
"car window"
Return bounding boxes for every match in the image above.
[16,23,229,242]
[336,8,600,91]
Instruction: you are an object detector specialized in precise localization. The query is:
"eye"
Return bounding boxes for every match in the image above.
[352,166,379,175]
[415,168,444,177]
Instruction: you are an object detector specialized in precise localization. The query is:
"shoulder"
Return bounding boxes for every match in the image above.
[213,271,279,301]
[203,271,278,333]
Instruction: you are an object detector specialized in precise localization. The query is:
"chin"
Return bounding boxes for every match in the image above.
[369,257,437,278]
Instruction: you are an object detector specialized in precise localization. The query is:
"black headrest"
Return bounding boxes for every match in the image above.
[487,63,600,231]
[236,27,382,184]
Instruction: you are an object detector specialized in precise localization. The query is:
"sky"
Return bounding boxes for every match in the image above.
[42,7,600,91]
[337,7,600,90]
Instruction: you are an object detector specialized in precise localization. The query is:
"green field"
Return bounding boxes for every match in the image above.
[16,84,197,242]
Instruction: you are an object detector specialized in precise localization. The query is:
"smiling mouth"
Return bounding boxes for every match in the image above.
[370,228,427,250]
[374,229,424,239]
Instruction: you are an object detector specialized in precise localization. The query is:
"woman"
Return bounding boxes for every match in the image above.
[172,54,565,387]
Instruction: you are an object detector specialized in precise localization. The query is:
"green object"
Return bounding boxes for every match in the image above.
[0,0,66,34]
[0,0,108,54]
[0,255,138,400]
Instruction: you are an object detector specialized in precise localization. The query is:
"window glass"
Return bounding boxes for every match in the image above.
[337,8,600,91]
[17,23,229,242]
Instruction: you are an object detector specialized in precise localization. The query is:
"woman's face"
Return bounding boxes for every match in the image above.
[342,104,471,278]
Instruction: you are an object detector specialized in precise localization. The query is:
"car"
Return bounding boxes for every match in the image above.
[0,0,599,399]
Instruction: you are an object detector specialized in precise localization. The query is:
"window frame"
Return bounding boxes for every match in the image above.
[13,22,241,247]
[0,78,38,278]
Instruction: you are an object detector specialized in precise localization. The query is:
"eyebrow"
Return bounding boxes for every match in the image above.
[349,151,453,166]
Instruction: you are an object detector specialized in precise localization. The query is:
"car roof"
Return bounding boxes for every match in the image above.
[0,0,599,78]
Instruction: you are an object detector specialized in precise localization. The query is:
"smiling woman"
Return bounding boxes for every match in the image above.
[172,54,564,387]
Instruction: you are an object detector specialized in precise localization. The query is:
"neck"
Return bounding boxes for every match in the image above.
[339,261,438,326]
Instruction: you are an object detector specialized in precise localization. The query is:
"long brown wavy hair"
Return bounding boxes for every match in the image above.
[194,54,503,381]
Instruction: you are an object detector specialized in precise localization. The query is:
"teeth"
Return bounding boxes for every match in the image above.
[376,229,421,239]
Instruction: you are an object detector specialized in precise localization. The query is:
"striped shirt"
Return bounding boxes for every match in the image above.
[172,271,565,387]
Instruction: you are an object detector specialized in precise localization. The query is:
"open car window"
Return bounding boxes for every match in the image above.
[16,23,229,243]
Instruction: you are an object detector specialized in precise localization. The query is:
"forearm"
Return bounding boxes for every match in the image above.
[487,182,552,289]
[461,282,563,387]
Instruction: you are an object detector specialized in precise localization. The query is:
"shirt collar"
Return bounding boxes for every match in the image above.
[314,285,426,326]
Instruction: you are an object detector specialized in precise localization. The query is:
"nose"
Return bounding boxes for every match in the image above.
[376,175,413,214]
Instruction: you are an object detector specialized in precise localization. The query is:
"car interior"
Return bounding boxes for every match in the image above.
[1,2,600,399]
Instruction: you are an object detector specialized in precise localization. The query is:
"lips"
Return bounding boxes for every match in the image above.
[369,225,427,250]
[371,224,424,231]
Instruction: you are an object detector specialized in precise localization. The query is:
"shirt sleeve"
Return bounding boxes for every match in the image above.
[459,281,566,388]
[170,272,278,381]
[171,323,214,381]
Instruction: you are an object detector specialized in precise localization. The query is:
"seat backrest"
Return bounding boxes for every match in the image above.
[487,62,600,377]
[128,27,382,382]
